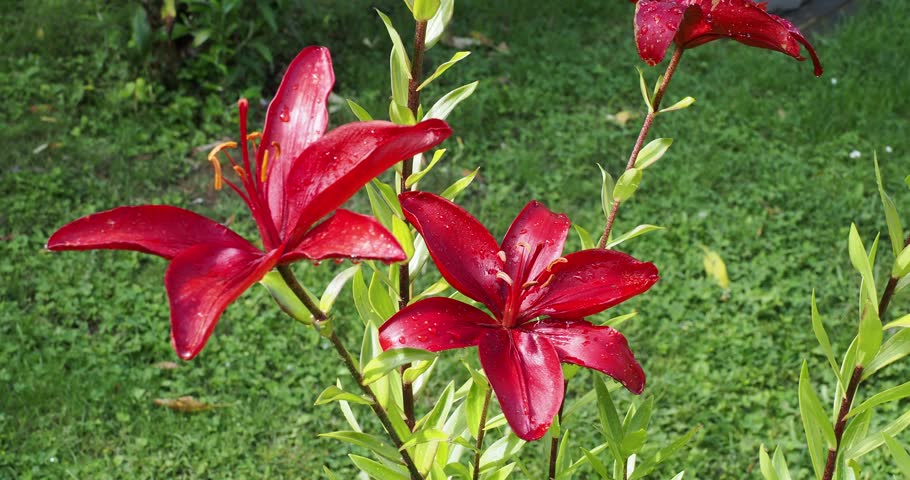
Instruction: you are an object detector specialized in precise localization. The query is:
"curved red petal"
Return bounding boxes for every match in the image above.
[379,297,496,351]
[524,319,645,394]
[281,209,406,264]
[521,249,658,321]
[260,46,334,228]
[282,120,451,243]
[46,205,253,260]
[399,191,506,318]
[634,0,689,66]
[165,244,282,360]
[677,0,822,75]
[500,201,570,287]
[479,329,563,441]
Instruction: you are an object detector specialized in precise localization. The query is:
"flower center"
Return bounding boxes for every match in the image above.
[205,99,281,250]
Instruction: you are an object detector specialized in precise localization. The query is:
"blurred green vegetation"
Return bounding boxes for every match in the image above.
[1,0,908,478]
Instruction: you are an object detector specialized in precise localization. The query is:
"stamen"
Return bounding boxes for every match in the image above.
[545,257,568,272]
[497,250,507,263]
[207,141,238,162]
[246,132,261,141]
[209,157,223,190]
[495,271,514,286]
[261,142,280,183]
[521,280,539,289]
[516,241,532,251]
[539,274,555,289]
[232,165,247,180]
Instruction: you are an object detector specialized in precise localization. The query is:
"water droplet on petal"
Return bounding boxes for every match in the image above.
[279,107,290,122]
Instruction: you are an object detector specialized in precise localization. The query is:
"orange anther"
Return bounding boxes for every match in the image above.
[545,257,568,272]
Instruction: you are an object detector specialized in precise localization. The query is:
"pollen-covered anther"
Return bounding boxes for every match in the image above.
[208,156,223,190]
[497,250,507,262]
[516,241,532,251]
[232,165,247,180]
[538,274,555,289]
[545,257,568,272]
[207,141,238,163]
[261,142,281,182]
[521,280,539,290]
[246,131,262,141]
[495,271,514,286]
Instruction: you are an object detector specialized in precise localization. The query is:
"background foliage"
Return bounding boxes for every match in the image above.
[1,0,908,477]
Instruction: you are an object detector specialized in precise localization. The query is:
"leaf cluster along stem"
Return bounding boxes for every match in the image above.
[821,365,863,480]
[399,18,429,431]
[276,265,424,480]
[547,379,570,480]
[472,388,492,480]
[599,47,685,248]
[820,233,910,479]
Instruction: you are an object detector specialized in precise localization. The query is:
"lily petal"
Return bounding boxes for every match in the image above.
[46,205,253,260]
[282,120,451,244]
[500,201,570,287]
[524,319,645,394]
[634,0,690,66]
[260,46,334,227]
[165,244,282,360]
[281,209,406,264]
[379,297,496,351]
[521,249,658,321]
[399,192,506,318]
[479,329,564,441]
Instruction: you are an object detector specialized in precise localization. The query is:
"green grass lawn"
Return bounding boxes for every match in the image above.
[2,0,909,478]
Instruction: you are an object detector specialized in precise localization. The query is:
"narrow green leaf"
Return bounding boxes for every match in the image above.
[418,51,470,90]
[883,313,910,330]
[759,445,779,480]
[848,380,910,419]
[875,153,905,257]
[315,385,372,406]
[479,433,525,472]
[843,409,910,459]
[323,465,339,480]
[669,472,686,480]
[412,277,449,303]
[894,245,910,279]
[636,67,654,112]
[362,348,437,385]
[406,148,446,188]
[628,425,700,479]
[848,224,878,302]
[440,168,478,200]
[376,9,411,78]
[581,447,610,478]
[635,138,673,170]
[349,454,408,480]
[426,81,479,121]
[613,167,642,202]
[883,433,910,477]
[597,164,614,220]
[365,182,394,229]
[399,427,449,450]
[810,291,842,386]
[771,447,793,480]
[863,329,910,380]
[857,297,883,367]
[320,266,359,313]
[353,268,381,327]
[259,271,313,325]
[466,377,489,439]
[319,431,400,461]
[413,0,441,20]
[621,429,647,456]
[556,429,572,476]
[593,376,624,463]
[607,225,665,249]
[424,0,453,49]
[798,361,834,478]
[402,358,435,385]
[659,96,695,113]
[391,216,415,259]
[484,463,517,480]
[389,99,416,125]
[840,408,871,461]
[603,311,639,329]
[347,98,373,121]
[372,179,405,218]
[573,224,595,250]
[368,270,396,321]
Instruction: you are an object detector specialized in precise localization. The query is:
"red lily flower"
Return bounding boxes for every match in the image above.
[378,192,658,440]
[634,0,822,76]
[47,47,452,360]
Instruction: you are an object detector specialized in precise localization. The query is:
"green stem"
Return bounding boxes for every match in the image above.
[276,265,423,480]
[472,388,492,480]
[599,47,684,248]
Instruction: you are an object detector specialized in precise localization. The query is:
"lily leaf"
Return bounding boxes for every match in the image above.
[362,348,437,385]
